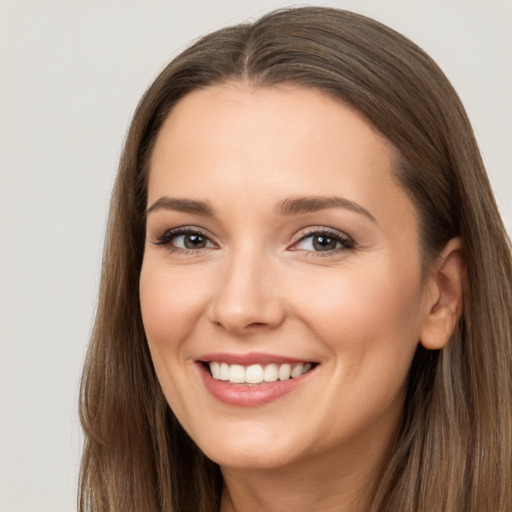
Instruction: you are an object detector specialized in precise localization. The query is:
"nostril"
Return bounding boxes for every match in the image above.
[247,322,266,328]
[206,270,286,333]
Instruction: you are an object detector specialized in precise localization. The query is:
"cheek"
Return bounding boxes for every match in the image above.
[304,263,424,426]
[290,259,425,364]
[139,262,210,348]
[139,262,207,425]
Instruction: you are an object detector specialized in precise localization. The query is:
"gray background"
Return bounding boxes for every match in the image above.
[1,1,510,510]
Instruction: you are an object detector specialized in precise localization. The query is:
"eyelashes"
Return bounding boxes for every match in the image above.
[152,226,356,256]
[291,228,355,254]
[153,227,216,253]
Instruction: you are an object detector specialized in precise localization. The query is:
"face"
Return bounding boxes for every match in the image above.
[140,83,433,472]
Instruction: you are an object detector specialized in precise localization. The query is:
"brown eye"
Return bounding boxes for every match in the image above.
[153,228,216,251]
[312,235,338,251]
[292,229,355,254]
[183,233,208,249]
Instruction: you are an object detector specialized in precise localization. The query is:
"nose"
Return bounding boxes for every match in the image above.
[207,249,286,335]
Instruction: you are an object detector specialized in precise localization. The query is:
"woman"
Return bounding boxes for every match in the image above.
[79,7,512,511]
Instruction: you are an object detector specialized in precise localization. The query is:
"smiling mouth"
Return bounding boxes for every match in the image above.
[203,361,316,385]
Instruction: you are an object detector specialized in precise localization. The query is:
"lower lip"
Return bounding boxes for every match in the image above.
[198,363,314,407]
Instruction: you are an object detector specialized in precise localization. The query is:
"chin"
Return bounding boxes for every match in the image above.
[191,425,305,471]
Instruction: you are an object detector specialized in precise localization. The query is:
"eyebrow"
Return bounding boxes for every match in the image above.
[145,195,376,223]
[276,196,377,223]
[145,197,215,217]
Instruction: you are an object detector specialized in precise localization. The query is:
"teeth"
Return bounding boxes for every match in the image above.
[219,362,230,381]
[278,363,291,381]
[290,363,304,378]
[264,363,278,382]
[229,364,245,383]
[246,364,264,384]
[210,361,220,379]
[208,361,313,384]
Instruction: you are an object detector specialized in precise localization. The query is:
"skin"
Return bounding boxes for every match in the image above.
[139,83,463,511]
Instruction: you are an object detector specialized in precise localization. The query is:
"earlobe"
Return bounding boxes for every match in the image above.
[420,237,466,350]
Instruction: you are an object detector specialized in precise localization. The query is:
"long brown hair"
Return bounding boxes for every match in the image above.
[79,7,512,511]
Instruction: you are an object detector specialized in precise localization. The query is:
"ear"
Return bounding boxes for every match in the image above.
[420,237,466,350]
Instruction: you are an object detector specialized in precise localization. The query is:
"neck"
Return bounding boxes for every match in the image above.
[219,419,397,512]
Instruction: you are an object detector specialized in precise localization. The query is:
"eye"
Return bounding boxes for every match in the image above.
[153,228,216,252]
[291,229,355,254]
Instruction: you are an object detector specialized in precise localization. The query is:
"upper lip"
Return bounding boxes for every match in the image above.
[197,352,317,366]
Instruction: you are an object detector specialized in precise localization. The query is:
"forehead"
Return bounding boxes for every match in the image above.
[149,83,397,195]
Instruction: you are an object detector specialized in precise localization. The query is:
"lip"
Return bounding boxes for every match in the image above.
[198,351,313,366]
[196,353,317,407]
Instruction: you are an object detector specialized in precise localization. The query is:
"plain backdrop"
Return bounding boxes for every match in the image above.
[1,1,510,510]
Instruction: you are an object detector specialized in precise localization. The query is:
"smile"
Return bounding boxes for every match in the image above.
[208,362,313,384]
[196,354,318,407]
